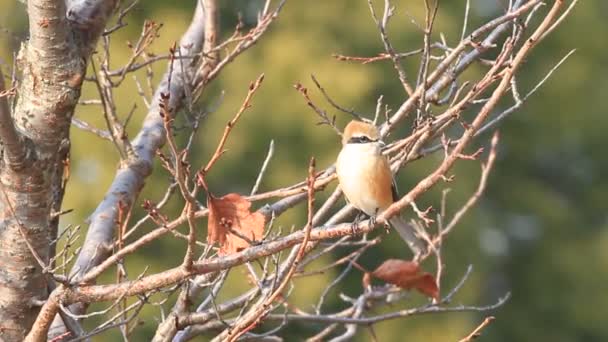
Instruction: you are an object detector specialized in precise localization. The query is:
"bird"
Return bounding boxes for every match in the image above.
[336,120,426,257]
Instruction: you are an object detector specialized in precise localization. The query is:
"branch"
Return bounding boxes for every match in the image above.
[198,0,219,84]
[380,0,565,226]
[261,295,508,325]
[67,0,207,314]
[24,1,573,340]
[66,0,120,53]
[215,158,317,341]
[201,74,265,174]
[436,131,499,240]
[191,0,286,97]
[458,316,495,342]
[368,0,415,96]
[380,0,541,135]
[310,74,366,122]
[250,139,275,195]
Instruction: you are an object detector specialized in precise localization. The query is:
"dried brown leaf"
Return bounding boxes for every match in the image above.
[371,259,439,300]
[207,193,265,255]
[362,272,372,289]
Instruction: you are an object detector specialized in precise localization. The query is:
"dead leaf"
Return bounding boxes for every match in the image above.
[370,259,439,300]
[362,272,372,289]
[207,193,265,255]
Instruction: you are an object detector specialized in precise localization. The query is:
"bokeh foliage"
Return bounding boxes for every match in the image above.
[1,0,606,340]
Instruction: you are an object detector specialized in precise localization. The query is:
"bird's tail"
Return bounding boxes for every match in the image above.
[389,216,426,257]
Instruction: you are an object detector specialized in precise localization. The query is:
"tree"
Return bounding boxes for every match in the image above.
[0,0,576,341]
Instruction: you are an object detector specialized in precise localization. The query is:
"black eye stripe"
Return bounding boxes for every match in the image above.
[348,136,377,144]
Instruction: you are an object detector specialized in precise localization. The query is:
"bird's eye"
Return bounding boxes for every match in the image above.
[348,135,374,144]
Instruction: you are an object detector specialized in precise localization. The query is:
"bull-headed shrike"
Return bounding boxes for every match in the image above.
[336,120,426,256]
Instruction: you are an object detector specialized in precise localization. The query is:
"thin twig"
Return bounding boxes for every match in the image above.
[201,74,265,175]
[251,140,275,195]
[458,316,496,342]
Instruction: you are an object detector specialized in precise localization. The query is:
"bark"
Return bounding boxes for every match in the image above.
[0,0,116,339]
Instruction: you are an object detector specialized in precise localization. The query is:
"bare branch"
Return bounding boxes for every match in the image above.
[294,82,343,136]
[437,132,499,240]
[13,0,576,340]
[381,0,541,135]
[198,0,220,85]
[381,0,565,226]
[251,140,276,196]
[310,74,366,121]
[200,74,265,175]
[368,0,415,96]
[458,316,496,342]
[67,0,207,312]
[263,296,508,325]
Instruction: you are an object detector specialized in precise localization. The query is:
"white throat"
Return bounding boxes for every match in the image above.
[341,141,382,156]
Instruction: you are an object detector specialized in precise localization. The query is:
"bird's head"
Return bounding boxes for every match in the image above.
[342,120,381,146]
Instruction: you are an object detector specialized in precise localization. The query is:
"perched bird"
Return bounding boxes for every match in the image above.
[336,120,426,256]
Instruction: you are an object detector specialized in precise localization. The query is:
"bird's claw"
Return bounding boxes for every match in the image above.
[369,208,380,228]
[351,212,365,235]
[350,220,358,235]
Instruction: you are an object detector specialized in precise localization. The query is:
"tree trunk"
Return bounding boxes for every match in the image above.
[0,0,115,339]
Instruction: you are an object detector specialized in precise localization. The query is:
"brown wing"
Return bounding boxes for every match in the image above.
[391,180,399,202]
[371,155,395,210]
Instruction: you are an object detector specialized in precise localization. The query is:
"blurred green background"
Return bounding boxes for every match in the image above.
[2,0,606,341]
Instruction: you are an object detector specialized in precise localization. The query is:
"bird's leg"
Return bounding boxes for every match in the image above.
[351,211,365,235]
[369,214,376,227]
[384,223,391,235]
[369,208,380,227]
[372,208,391,234]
